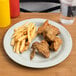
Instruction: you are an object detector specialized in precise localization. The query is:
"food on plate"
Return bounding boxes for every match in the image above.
[37,20,48,34]
[11,20,62,60]
[50,37,62,51]
[11,38,15,46]
[37,20,60,41]
[30,50,35,60]
[37,20,60,36]
[30,40,50,60]
[43,32,56,42]
[37,20,62,42]
[11,22,37,54]
[30,20,62,60]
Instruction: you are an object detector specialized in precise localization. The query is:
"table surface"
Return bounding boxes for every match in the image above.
[0,13,76,76]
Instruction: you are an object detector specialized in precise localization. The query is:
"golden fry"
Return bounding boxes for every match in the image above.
[15,32,23,41]
[20,39,25,53]
[18,35,27,41]
[13,43,17,52]
[25,41,29,45]
[14,22,28,32]
[12,31,22,38]
[28,27,31,43]
[28,23,34,30]
[11,38,15,46]
[31,26,36,40]
[11,22,37,54]
[16,41,20,54]
[24,45,29,51]
[14,26,24,32]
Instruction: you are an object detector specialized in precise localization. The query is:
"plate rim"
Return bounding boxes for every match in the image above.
[3,18,73,68]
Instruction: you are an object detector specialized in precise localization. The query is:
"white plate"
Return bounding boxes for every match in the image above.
[3,18,72,68]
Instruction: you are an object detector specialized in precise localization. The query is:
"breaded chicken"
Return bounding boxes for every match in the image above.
[30,40,50,59]
[37,20,48,34]
[43,31,56,41]
[30,50,35,60]
[50,37,62,51]
[37,20,60,35]
[44,24,60,35]
[37,20,60,41]
[30,20,62,60]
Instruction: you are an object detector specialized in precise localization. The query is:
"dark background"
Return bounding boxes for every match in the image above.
[20,0,60,3]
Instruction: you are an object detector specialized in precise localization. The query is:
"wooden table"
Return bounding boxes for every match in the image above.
[0,13,76,76]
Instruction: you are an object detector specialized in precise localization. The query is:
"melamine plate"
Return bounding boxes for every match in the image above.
[3,18,72,68]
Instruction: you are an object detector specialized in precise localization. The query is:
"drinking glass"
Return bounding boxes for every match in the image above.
[60,0,76,25]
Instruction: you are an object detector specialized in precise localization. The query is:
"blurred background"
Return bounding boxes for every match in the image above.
[20,0,60,12]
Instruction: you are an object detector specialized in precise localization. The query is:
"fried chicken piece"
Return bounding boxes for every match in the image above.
[50,37,62,51]
[44,24,60,35]
[31,40,50,59]
[30,49,35,60]
[37,20,49,34]
[37,20,60,35]
[43,32,56,41]
[37,20,60,42]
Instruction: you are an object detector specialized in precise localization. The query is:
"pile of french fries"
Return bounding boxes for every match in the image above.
[11,22,37,54]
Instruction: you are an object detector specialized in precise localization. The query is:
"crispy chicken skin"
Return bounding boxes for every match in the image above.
[37,20,48,34]
[30,50,35,60]
[43,32,56,41]
[30,40,50,59]
[37,20,60,41]
[37,20,60,35]
[30,20,62,60]
[43,24,60,35]
[50,37,62,51]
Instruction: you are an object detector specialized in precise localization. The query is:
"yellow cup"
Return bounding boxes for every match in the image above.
[0,0,10,27]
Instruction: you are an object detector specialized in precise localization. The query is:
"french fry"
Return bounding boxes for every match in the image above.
[27,23,36,43]
[14,27,24,32]
[11,22,37,54]
[14,27,27,34]
[20,39,25,53]
[24,45,29,51]
[15,32,23,41]
[16,41,20,54]
[12,33,17,38]
[28,27,31,43]
[12,31,22,38]
[11,38,15,46]
[18,35,27,42]
[28,23,35,30]
[14,22,28,32]
[13,43,17,52]
[30,27,34,36]
[13,29,27,39]
[13,27,27,39]
[14,26,24,32]
[31,26,36,40]
[32,33,37,41]
[25,41,29,45]
[23,31,27,35]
